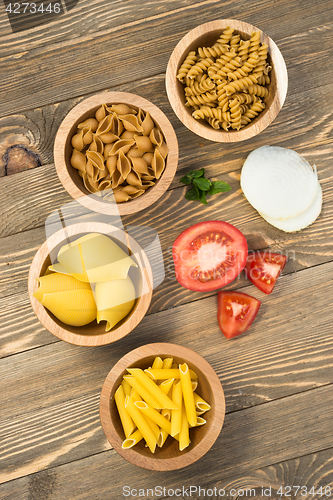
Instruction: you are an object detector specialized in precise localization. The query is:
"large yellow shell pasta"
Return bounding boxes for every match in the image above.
[95,275,136,332]
[57,233,137,283]
[41,289,96,326]
[33,272,91,303]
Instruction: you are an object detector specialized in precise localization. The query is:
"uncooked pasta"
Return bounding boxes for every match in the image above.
[70,104,168,201]
[176,27,271,131]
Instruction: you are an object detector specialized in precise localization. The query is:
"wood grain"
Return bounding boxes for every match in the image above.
[0,8,332,117]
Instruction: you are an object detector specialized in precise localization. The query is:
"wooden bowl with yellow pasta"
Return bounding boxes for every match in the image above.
[28,222,153,347]
[166,19,288,142]
[54,92,178,215]
[99,343,225,470]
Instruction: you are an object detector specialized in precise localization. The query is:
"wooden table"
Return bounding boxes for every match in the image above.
[1,0,333,498]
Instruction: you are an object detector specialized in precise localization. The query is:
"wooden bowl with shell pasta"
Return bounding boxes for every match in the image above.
[54,92,178,215]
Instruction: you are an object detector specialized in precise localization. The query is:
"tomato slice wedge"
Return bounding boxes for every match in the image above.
[172,221,248,292]
[217,291,261,339]
[244,251,287,294]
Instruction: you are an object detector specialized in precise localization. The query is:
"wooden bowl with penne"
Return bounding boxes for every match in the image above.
[28,222,153,347]
[166,19,288,142]
[54,92,179,215]
[99,343,225,470]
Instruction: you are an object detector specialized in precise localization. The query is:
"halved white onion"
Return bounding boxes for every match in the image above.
[241,146,318,220]
[259,182,322,232]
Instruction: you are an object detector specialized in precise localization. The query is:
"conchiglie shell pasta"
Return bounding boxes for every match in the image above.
[41,289,97,327]
[108,104,137,115]
[95,276,136,331]
[149,127,163,147]
[122,185,145,196]
[108,139,135,156]
[98,132,119,144]
[77,118,99,132]
[70,149,86,172]
[151,149,165,179]
[131,157,149,175]
[95,104,108,122]
[141,112,155,136]
[33,273,91,303]
[134,135,154,153]
[127,147,144,159]
[117,150,132,179]
[57,233,137,283]
[98,178,112,191]
[121,130,137,140]
[142,152,153,166]
[106,155,117,175]
[156,142,169,159]
[113,190,130,203]
[126,170,142,186]
[96,114,114,135]
[88,136,104,155]
[119,114,144,133]
[86,151,105,170]
[83,174,99,193]
[71,130,85,151]
[111,169,125,189]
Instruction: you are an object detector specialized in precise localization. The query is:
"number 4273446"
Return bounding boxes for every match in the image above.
[6,3,61,14]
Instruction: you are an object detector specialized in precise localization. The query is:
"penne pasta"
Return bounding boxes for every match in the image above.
[179,363,197,427]
[134,401,172,434]
[171,380,182,437]
[162,357,174,369]
[193,392,211,413]
[179,402,190,451]
[114,385,135,438]
[126,368,178,410]
[152,356,164,369]
[144,368,198,381]
[122,429,143,449]
[123,375,161,409]
[159,378,174,397]
[124,396,157,453]
[121,379,132,397]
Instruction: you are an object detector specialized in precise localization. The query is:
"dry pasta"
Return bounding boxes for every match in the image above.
[176,26,271,130]
[70,104,168,201]
[113,358,211,453]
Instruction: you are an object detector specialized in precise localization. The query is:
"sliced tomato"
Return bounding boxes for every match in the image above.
[172,221,248,292]
[244,251,287,294]
[217,291,261,339]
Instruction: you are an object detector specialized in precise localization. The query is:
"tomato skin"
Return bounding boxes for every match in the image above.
[172,221,248,292]
[244,251,287,294]
[217,291,261,339]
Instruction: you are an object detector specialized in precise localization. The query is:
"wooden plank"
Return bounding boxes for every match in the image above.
[0,5,332,117]
[1,71,333,178]
[0,0,328,57]
[1,260,333,483]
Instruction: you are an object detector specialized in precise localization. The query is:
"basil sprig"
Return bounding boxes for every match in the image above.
[180,168,231,205]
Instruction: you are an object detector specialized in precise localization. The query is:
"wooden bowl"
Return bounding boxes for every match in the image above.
[28,222,153,347]
[166,19,288,142]
[54,92,179,215]
[100,343,225,470]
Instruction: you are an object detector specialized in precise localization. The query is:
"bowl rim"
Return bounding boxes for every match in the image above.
[99,342,225,470]
[28,222,153,346]
[54,91,179,215]
[165,19,288,142]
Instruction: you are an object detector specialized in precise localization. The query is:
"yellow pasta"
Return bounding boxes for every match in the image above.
[126,368,178,410]
[179,363,197,427]
[70,103,168,201]
[144,368,198,381]
[41,289,96,327]
[179,401,190,451]
[114,357,211,454]
[95,276,136,332]
[171,380,182,437]
[114,385,136,438]
[124,396,157,453]
[193,392,211,413]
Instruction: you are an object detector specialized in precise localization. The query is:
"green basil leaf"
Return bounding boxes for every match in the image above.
[185,186,200,201]
[208,180,232,195]
[193,177,211,191]
[180,174,192,185]
[198,189,208,204]
[189,168,205,178]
